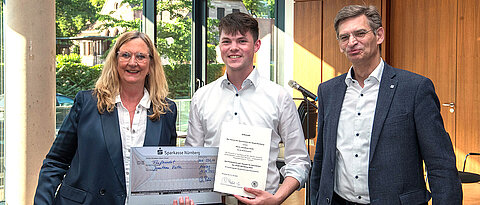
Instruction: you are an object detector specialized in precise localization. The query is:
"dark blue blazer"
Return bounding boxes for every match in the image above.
[34,90,177,204]
[310,63,462,205]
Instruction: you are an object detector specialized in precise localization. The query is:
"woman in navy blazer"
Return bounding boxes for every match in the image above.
[34,31,177,204]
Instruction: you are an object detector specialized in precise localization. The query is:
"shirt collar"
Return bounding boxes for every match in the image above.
[115,88,151,109]
[345,58,384,86]
[221,67,259,89]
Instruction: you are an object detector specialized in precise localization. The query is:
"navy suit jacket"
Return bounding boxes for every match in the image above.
[34,90,177,204]
[310,63,462,205]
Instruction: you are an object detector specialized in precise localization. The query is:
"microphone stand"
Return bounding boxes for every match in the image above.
[294,95,316,205]
[303,93,311,205]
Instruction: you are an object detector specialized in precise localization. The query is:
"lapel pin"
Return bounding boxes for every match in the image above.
[390,85,395,89]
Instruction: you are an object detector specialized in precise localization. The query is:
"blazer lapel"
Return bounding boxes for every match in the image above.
[331,79,347,139]
[101,108,126,189]
[369,64,398,163]
[143,106,163,146]
[327,77,348,156]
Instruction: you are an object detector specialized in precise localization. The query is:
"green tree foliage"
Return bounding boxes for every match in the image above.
[155,0,222,99]
[96,0,141,32]
[56,0,99,37]
[56,54,102,97]
[243,0,275,18]
[156,0,218,64]
[90,0,106,9]
[165,64,224,99]
[75,0,224,99]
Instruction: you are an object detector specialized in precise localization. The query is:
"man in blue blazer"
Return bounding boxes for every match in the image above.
[310,5,462,205]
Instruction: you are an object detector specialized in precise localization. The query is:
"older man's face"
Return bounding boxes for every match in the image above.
[337,15,384,64]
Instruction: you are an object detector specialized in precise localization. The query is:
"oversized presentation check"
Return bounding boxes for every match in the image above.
[128,147,222,205]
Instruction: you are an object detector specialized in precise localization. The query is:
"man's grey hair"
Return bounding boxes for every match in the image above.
[334,5,382,37]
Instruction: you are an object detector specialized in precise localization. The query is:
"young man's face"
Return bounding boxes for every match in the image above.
[337,15,384,65]
[219,30,261,73]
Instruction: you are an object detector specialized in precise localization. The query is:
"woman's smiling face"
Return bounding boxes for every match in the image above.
[116,38,151,87]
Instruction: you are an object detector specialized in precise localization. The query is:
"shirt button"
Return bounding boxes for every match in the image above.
[133,129,136,133]
[356,133,359,136]
[355,154,358,157]
[234,112,238,115]
[357,112,361,116]
[99,188,106,195]
[355,175,359,179]
[136,111,139,114]
[360,93,364,97]
[358,196,362,199]
[236,93,239,96]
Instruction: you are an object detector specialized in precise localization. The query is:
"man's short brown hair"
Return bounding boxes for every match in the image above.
[334,5,382,38]
[219,12,259,41]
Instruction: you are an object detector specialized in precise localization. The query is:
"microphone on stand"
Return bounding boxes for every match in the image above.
[288,80,317,101]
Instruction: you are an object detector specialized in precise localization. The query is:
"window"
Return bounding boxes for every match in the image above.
[156,0,193,134]
[217,7,225,20]
[153,0,279,136]
[208,0,276,82]
[0,0,5,201]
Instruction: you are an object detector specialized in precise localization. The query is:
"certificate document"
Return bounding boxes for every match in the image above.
[129,146,222,205]
[214,122,272,197]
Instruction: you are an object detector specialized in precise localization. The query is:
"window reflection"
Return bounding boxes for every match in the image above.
[156,0,193,133]
[207,0,275,82]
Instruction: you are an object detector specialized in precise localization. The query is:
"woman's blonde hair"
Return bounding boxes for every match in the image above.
[94,31,169,120]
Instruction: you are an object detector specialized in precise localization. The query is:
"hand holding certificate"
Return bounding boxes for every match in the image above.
[214,122,272,198]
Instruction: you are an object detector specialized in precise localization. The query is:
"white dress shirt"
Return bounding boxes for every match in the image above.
[186,69,311,194]
[335,60,384,204]
[116,88,150,203]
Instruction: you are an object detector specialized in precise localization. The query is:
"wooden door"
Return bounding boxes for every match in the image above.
[456,0,480,174]
[387,0,457,152]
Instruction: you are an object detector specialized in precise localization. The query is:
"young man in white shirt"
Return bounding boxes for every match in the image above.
[186,12,311,205]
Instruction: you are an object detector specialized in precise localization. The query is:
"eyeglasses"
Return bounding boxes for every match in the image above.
[337,29,374,44]
[117,51,151,64]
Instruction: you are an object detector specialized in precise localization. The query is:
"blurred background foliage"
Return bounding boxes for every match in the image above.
[56,54,224,99]
[56,54,103,97]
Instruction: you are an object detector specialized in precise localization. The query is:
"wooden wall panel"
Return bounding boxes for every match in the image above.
[387,0,457,154]
[322,0,383,82]
[293,0,322,100]
[456,0,480,174]
[293,0,322,158]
